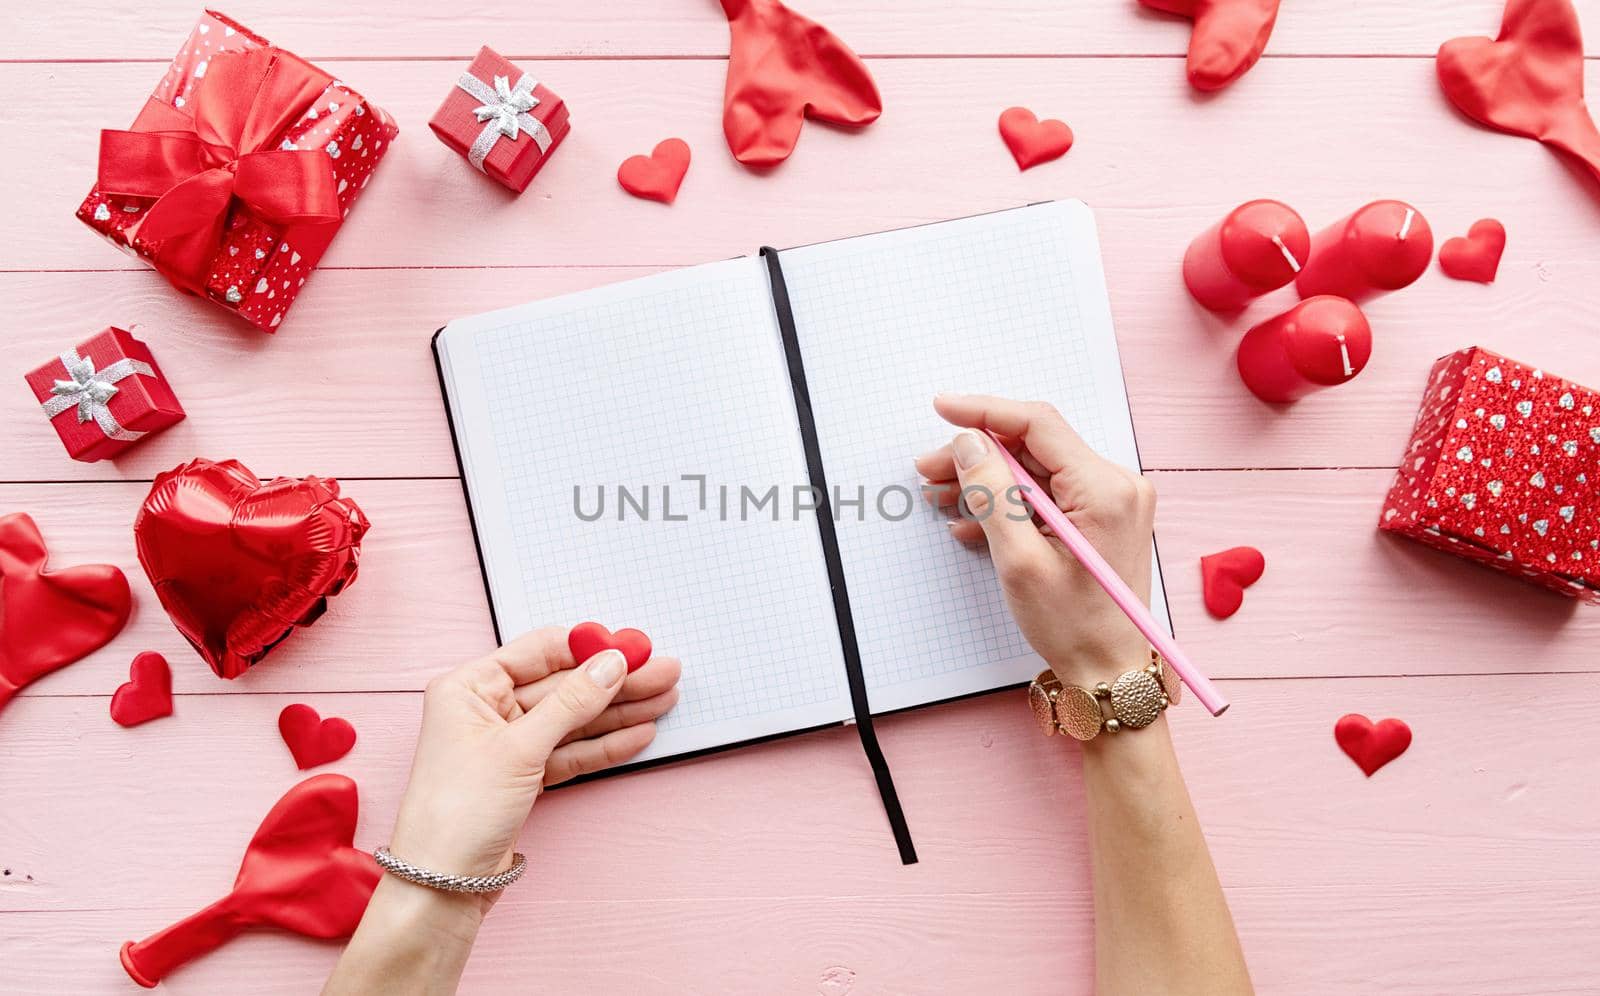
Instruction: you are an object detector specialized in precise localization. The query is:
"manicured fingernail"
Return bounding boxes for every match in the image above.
[585,650,626,688]
[953,429,987,470]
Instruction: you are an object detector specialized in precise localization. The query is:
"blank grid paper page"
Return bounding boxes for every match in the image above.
[777,202,1171,714]
[439,260,849,762]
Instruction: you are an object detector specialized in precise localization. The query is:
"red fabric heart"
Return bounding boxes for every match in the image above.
[720,0,882,167]
[1438,218,1507,283]
[135,459,369,680]
[0,512,131,714]
[278,703,357,769]
[997,107,1074,170]
[110,652,174,727]
[1334,714,1412,776]
[1437,0,1600,187]
[568,622,652,673]
[1200,546,1266,619]
[617,139,691,204]
[1140,0,1281,92]
[119,774,379,987]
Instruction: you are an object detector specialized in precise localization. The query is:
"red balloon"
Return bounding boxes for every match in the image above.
[720,0,882,167]
[1140,0,1282,92]
[134,458,369,679]
[0,512,131,713]
[119,774,380,987]
[1437,0,1600,188]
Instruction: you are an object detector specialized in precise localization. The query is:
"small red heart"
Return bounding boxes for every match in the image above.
[278,704,357,770]
[1200,546,1266,619]
[1334,714,1412,776]
[1438,218,1506,283]
[568,622,652,673]
[110,652,173,728]
[998,107,1073,170]
[617,139,691,204]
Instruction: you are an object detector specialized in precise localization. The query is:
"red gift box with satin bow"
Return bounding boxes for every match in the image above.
[1380,347,1600,603]
[24,327,186,462]
[429,46,570,193]
[75,10,398,332]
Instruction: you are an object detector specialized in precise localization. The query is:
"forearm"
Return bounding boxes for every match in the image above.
[1081,714,1251,995]
[323,876,487,996]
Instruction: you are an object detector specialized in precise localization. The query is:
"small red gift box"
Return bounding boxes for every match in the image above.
[25,328,186,462]
[1381,347,1600,603]
[429,46,571,192]
[76,10,398,332]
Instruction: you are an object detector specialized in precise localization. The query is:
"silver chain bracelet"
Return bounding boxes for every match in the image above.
[373,847,528,894]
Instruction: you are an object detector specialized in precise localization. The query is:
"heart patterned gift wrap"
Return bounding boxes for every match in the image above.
[135,458,370,679]
[76,10,398,332]
[1380,347,1600,603]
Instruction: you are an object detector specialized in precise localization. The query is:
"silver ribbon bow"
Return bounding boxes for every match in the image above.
[456,71,553,172]
[40,348,155,442]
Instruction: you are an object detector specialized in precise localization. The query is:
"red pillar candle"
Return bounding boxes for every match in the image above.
[1182,199,1310,311]
[1236,295,1372,403]
[1294,200,1432,302]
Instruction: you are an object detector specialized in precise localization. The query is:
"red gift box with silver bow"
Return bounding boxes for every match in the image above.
[25,328,186,462]
[428,46,571,192]
[1380,347,1600,603]
[75,10,398,332]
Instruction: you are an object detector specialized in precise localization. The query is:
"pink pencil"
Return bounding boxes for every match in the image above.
[985,430,1229,717]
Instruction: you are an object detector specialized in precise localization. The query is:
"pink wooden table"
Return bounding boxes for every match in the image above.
[4,2,1599,992]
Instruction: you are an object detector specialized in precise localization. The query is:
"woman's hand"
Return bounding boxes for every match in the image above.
[916,393,1155,685]
[388,627,681,898]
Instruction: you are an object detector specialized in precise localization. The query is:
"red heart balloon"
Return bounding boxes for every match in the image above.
[1436,0,1600,186]
[1438,218,1507,283]
[110,652,174,727]
[568,621,652,673]
[1200,546,1266,619]
[134,459,369,680]
[1334,714,1412,776]
[720,0,882,167]
[279,703,357,769]
[0,512,131,713]
[1140,0,1281,92]
[997,107,1074,170]
[617,138,691,204]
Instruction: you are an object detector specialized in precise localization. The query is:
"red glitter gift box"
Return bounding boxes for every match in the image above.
[25,328,186,463]
[429,46,571,192]
[75,10,398,332]
[1381,347,1600,603]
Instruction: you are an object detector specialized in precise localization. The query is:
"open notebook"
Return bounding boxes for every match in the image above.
[434,200,1170,862]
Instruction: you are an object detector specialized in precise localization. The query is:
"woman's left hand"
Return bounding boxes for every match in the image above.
[387,627,681,900]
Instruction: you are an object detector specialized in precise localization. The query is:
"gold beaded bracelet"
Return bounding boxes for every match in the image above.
[1027,650,1181,741]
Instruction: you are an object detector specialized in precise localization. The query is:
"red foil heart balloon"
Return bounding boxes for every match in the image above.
[1334,714,1412,776]
[617,138,691,204]
[0,512,131,713]
[720,0,882,167]
[1437,0,1600,187]
[279,703,357,769]
[997,107,1074,170]
[119,774,380,987]
[110,652,174,727]
[568,621,652,673]
[1200,546,1266,619]
[134,459,369,679]
[1438,218,1507,283]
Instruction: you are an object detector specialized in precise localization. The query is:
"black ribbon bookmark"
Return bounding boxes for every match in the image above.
[760,247,918,866]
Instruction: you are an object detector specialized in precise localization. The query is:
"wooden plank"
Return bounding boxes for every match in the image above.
[3,881,1593,996]
[2,470,1596,700]
[7,58,1600,275]
[2,674,1597,994]
[2,0,1590,61]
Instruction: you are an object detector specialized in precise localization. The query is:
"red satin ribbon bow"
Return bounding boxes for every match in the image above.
[96,46,342,294]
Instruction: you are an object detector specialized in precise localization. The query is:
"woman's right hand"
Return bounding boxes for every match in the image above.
[915,394,1157,686]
